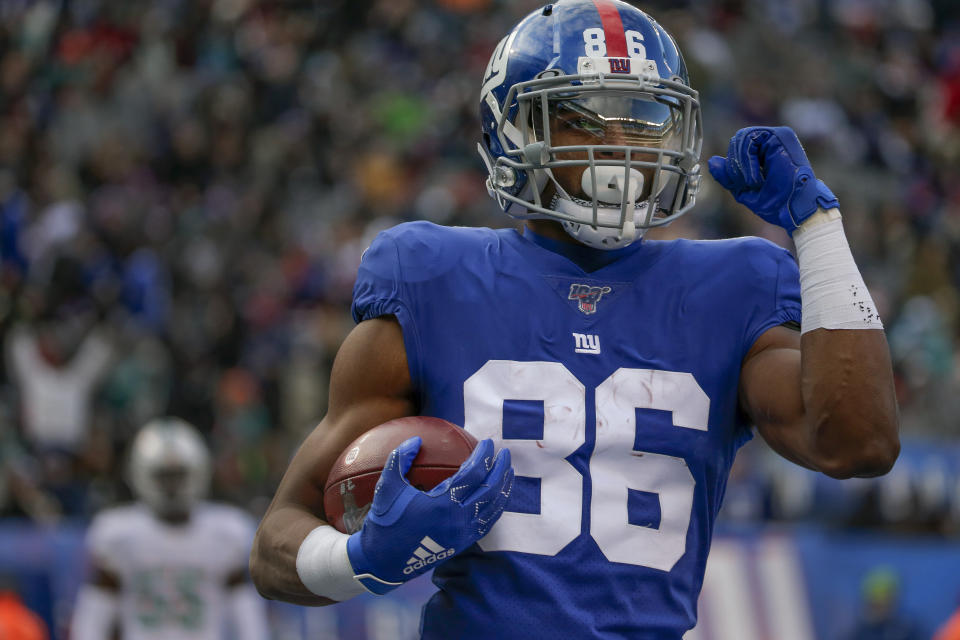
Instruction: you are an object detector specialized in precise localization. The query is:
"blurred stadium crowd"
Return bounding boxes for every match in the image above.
[0,0,959,536]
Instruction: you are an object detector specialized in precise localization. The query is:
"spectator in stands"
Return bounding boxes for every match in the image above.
[842,568,926,640]
[0,0,958,525]
[6,312,112,453]
[3,253,113,518]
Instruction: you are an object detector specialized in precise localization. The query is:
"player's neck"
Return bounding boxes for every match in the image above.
[524,220,580,245]
[154,508,192,526]
[522,220,641,273]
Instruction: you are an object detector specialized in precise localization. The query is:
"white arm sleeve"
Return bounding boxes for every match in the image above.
[71,585,118,640]
[227,583,270,640]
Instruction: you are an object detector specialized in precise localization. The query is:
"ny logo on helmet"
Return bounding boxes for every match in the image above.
[609,58,631,74]
[569,284,612,315]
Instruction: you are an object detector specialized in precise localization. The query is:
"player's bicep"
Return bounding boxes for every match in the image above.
[740,325,802,426]
[270,315,416,516]
[325,315,416,433]
[739,325,816,469]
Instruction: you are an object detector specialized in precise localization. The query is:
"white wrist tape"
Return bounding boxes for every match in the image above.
[793,209,882,334]
[295,525,369,601]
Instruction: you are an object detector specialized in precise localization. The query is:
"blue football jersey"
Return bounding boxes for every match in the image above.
[351,222,801,640]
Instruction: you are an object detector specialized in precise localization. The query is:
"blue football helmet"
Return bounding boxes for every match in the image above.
[478,0,702,249]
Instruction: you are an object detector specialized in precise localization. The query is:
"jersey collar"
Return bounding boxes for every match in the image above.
[519,226,645,273]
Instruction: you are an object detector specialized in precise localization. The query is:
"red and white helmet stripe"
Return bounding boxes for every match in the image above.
[591,0,628,57]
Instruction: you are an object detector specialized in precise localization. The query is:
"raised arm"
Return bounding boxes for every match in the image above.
[711,127,899,478]
[250,316,416,605]
[740,322,898,478]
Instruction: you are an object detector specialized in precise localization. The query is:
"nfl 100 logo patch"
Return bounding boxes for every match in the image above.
[568,284,612,315]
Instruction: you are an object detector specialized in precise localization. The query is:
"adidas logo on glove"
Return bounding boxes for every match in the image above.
[403,536,455,574]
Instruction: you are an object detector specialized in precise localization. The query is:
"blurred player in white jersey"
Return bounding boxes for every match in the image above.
[71,418,268,640]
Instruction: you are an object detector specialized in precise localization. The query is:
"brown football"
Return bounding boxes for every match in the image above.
[323,416,478,534]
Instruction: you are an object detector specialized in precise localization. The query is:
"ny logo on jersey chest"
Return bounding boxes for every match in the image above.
[573,332,601,354]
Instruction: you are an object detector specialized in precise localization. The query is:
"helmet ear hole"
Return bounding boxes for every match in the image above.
[483,131,505,157]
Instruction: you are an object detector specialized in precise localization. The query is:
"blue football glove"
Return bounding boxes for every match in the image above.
[707,126,839,234]
[346,436,513,594]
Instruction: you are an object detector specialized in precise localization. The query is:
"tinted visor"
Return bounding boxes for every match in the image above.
[533,92,683,151]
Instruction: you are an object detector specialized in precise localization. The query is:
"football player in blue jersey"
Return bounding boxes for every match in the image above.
[251,1,900,638]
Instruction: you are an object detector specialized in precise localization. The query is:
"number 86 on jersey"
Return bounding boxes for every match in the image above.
[463,360,710,572]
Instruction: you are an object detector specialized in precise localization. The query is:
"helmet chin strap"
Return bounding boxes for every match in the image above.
[553,167,648,250]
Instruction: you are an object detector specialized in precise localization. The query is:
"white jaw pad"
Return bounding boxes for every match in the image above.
[577,166,644,241]
[552,174,650,250]
[581,166,644,206]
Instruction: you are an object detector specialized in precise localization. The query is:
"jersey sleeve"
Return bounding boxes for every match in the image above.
[352,230,405,323]
[216,507,258,574]
[350,228,423,393]
[741,239,803,355]
[85,510,124,574]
